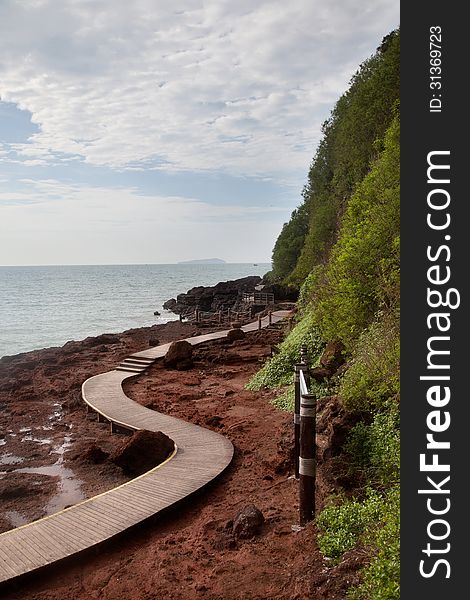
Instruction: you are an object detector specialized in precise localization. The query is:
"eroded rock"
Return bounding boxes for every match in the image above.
[111,429,174,476]
[232,504,265,539]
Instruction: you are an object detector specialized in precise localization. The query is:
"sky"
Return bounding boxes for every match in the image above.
[0,0,399,266]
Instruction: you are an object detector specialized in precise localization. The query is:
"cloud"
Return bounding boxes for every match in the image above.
[0,178,284,264]
[0,0,399,183]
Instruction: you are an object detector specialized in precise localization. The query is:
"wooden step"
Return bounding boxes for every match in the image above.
[115,366,146,373]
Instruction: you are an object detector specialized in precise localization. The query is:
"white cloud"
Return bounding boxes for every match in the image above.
[0,0,399,182]
[0,178,284,264]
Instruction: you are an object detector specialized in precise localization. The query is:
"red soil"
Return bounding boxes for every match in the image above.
[0,321,363,599]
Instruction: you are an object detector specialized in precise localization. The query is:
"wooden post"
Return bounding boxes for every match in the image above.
[195,308,199,323]
[294,365,301,479]
[299,392,316,525]
[268,310,272,326]
[258,314,262,330]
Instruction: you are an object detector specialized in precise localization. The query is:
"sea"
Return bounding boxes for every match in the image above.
[0,263,271,359]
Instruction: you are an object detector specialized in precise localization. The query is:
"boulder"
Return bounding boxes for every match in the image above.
[232,504,265,539]
[226,328,245,342]
[163,340,193,368]
[320,339,346,373]
[310,366,331,382]
[111,430,174,476]
[162,298,177,311]
[82,443,109,464]
[175,358,194,371]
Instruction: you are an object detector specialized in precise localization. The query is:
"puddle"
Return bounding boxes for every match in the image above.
[4,510,28,528]
[14,436,85,516]
[20,435,52,445]
[48,402,62,423]
[0,439,6,446]
[0,453,25,466]
[19,427,32,433]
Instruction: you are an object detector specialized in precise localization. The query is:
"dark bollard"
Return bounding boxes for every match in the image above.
[268,310,272,326]
[258,314,262,330]
[294,365,302,479]
[299,392,317,525]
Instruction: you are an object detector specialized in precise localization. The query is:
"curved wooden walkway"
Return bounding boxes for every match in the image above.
[0,311,291,584]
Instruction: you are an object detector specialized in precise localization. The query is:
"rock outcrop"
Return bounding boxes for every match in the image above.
[163,340,193,369]
[163,275,299,318]
[111,430,174,476]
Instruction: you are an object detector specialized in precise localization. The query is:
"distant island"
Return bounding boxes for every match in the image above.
[177,258,226,264]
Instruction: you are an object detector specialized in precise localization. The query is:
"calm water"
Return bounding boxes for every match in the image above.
[0,263,270,358]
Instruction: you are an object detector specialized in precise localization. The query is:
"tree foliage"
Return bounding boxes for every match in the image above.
[270,30,400,287]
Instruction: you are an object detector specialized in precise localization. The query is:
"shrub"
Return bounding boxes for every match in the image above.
[345,400,400,487]
[339,315,400,412]
[313,115,400,349]
[246,311,324,390]
[317,486,400,600]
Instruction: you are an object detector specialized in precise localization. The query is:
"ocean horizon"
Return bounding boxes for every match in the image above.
[0,262,271,358]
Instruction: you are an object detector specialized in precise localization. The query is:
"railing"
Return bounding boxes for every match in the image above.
[241,292,275,305]
[180,306,252,325]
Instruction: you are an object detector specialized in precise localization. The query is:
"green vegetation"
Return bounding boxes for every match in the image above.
[247,311,324,390]
[317,486,399,600]
[271,31,399,288]
[249,29,400,599]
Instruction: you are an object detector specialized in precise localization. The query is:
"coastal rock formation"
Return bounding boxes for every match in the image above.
[111,430,174,476]
[162,275,298,317]
[163,276,262,315]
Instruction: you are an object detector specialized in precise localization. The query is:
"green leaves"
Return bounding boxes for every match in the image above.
[246,311,324,390]
[313,114,400,349]
[317,486,400,600]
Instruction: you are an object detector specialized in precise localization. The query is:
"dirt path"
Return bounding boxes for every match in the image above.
[1,324,362,599]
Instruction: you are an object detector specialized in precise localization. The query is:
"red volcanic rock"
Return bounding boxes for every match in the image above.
[163,340,193,368]
[232,504,265,539]
[111,430,174,476]
[320,339,346,372]
[226,328,245,342]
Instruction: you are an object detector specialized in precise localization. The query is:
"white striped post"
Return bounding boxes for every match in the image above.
[294,364,302,479]
[299,391,316,525]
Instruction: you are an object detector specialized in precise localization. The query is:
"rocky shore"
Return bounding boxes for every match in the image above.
[163,275,298,317]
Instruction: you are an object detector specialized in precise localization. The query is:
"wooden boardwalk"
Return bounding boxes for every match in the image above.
[0,311,291,584]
